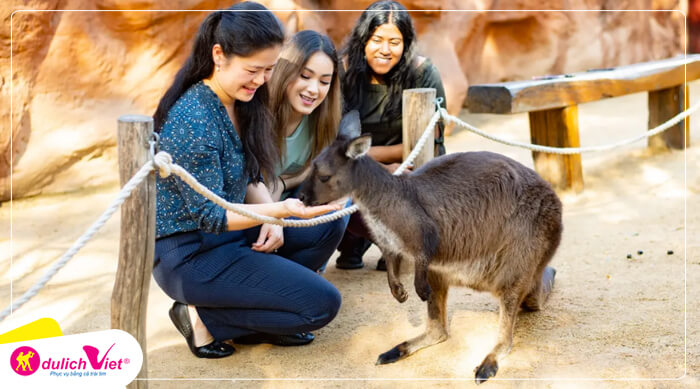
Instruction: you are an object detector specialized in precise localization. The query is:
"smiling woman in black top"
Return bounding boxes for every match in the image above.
[337,0,447,270]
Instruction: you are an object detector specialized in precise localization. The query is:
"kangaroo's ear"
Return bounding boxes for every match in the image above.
[345,134,372,159]
[338,110,362,139]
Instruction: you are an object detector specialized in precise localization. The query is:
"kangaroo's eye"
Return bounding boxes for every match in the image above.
[318,175,331,183]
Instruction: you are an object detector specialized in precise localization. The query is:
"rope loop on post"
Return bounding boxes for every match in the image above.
[153,151,173,178]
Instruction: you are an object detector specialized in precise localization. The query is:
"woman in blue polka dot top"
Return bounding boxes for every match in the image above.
[151,2,346,359]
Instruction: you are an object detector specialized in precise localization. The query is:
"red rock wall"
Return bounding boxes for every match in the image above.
[1,0,684,200]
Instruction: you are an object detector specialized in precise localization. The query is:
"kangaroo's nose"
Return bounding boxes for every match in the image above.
[298,193,306,203]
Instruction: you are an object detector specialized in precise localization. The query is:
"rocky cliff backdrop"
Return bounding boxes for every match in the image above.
[2,0,684,200]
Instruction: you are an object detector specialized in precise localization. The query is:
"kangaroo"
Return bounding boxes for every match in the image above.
[298,111,562,384]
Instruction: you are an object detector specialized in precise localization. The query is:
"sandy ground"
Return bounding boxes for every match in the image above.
[2,84,700,388]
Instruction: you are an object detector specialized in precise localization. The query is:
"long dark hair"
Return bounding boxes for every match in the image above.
[153,1,284,184]
[268,30,341,165]
[341,0,418,121]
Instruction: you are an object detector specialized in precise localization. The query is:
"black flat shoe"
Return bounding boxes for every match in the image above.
[336,238,371,269]
[376,257,387,271]
[169,302,235,358]
[234,332,315,347]
[336,253,364,269]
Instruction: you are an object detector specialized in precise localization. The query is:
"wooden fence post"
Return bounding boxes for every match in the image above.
[648,84,690,151]
[403,88,436,169]
[528,106,584,193]
[112,115,155,389]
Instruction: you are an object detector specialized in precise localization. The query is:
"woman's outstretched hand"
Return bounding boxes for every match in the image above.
[282,198,342,219]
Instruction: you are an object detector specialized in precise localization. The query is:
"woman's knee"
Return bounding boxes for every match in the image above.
[302,280,342,328]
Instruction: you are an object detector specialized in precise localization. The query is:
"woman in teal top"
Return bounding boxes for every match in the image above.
[151,3,344,360]
[265,31,349,275]
[267,30,342,201]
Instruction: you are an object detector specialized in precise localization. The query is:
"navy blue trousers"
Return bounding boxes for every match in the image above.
[153,216,347,341]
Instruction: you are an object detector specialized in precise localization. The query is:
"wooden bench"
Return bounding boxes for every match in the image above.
[467,55,699,192]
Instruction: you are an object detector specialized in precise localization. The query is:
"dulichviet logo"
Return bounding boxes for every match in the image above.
[10,346,40,376]
[1,329,142,387]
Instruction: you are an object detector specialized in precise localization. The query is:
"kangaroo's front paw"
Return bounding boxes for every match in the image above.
[415,279,432,301]
[390,282,408,303]
[474,357,499,385]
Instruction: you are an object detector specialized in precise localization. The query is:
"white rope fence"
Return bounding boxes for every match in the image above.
[2,96,696,323]
[440,99,700,154]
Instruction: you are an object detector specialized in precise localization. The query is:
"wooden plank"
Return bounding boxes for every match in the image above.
[111,115,155,389]
[468,55,700,113]
[403,88,436,169]
[529,106,584,192]
[648,85,690,151]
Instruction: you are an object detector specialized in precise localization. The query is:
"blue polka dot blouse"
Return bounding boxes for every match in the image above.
[155,81,247,238]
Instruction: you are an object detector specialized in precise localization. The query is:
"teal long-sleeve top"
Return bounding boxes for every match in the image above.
[155,81,247,238]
